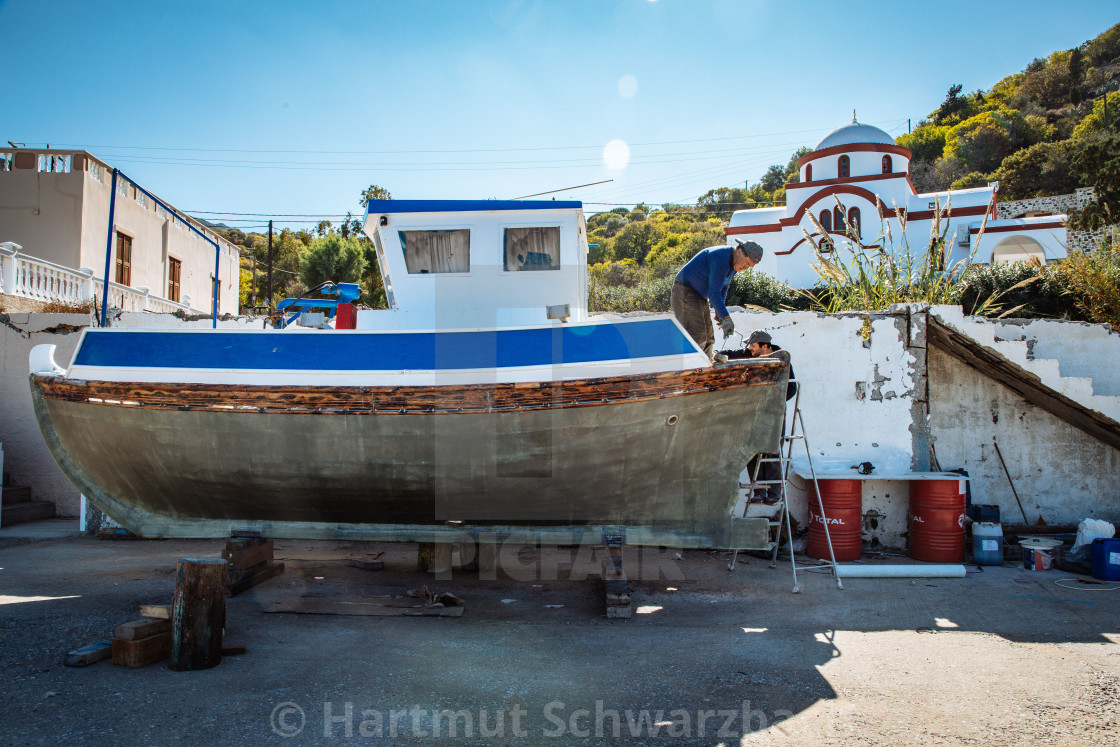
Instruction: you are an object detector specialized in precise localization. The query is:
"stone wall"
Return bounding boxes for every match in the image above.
[997,187,1116,253]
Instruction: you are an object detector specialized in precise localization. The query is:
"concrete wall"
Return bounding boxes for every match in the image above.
[929,345,1120,525]
[0,163,85,267]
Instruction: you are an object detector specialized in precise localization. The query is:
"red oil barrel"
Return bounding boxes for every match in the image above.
[807,479,862,561]
[909,479,966,562]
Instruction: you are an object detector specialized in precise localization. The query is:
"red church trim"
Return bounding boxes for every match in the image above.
[798,142,911,168]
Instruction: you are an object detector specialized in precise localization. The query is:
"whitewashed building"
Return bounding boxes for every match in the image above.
[726,119,1069,289]
[0,148,240,315]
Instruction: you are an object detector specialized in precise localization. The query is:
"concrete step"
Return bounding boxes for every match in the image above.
[2,486,33,504]
[2,500,56,527]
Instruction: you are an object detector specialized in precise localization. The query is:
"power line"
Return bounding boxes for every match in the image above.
[30,123,890,156]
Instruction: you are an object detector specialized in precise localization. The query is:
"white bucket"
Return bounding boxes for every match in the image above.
[1021,537,1061,571]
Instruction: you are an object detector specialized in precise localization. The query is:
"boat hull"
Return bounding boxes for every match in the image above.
[31,362,787,547]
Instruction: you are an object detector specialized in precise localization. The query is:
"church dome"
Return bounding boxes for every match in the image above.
[814,120,895,150]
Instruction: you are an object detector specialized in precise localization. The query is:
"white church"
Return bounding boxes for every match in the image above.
[726,118,1068,289]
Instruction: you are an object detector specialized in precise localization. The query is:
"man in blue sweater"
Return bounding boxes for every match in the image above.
[672,240,764,360]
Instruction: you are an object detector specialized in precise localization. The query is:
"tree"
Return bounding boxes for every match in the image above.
[611,220,665,263]
[933,84,975,125]
[338,212,364,239]
[896,125,948,164]
[359,184,392,207]
[1069,47,1084,105]
[298,234,366,291]
[1070,135,1120,231]
[990,141,1078,199]
[758,163,787,193]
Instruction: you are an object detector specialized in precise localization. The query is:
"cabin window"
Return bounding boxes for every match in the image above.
[848,207,861,238]
[399,229,470,274]
[168,257,181,302]
[504,226,560,272]
[115,232,132,286]
[834,207,846,232]
[819,210,831,232]
[838,155,850,178]
[882,155,892,174]
[805,163,812,182]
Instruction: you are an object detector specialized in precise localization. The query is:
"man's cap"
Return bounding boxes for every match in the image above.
[746,330,772,346]
[735,240,764,263]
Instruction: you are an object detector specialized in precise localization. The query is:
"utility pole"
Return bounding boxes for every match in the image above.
[908,118,911,134]
[250,253,257,309]
[267,219,274,310]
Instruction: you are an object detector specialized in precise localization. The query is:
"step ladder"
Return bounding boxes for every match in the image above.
[730,378,843,592]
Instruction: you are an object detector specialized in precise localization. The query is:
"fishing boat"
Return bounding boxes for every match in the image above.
[29,200,789,548]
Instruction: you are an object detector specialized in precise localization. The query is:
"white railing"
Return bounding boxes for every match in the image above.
[0,242,199,315]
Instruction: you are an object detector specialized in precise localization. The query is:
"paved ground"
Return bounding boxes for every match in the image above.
[1,520,1119,745]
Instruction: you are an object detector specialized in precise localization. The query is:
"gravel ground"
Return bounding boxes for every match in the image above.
[1,524,1118,745]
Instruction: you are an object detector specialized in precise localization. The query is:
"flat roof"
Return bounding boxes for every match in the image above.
[364,200,582,215]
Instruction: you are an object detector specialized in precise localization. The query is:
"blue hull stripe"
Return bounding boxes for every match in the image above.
[74,320,695,371]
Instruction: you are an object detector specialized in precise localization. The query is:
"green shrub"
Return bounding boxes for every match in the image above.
[726,270,811,311]
[588,275,674,313]
[959,261,1068,318]
[1048,239,1120,327]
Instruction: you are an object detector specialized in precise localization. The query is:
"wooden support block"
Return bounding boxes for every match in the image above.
[458,541,479,572]
[170,557,228,671]
[227,561,284,597]
[606,604,633,619]
[417,542,452,575]
[115,618,172,641]
[64,640,113,667]
[139,604,171,620]
[112,632,171,668]
[477,541,497,575]
[347,558,385,571]
[605,591,631,606]
[223,539,274,570]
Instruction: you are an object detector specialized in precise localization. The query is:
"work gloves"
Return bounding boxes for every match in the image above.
[719,316,734,336]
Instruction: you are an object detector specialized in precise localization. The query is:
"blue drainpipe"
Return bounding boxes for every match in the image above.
[103,170,223,329]
[99,170,118,327]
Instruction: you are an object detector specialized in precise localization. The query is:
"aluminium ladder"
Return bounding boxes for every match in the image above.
[730,377,843,592]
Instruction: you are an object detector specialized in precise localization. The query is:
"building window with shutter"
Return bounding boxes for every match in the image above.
[819,210,831,232]
[882,155,892,174]
[834,207,846,232]
[838,155,850,178]
[848,207,861,238]
[115,232,132,286]
[805,163,812,182]
[168,257,182,302]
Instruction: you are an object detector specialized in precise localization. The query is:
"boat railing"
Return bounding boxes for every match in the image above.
[0,242,198,314]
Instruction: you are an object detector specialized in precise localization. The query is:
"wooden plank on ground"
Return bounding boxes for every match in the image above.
[115,618,171,641]
[64,640,113,667]
[112,632,171,667]
[266,595,464,617]
[347,558,385,571]
[139,604,171,619]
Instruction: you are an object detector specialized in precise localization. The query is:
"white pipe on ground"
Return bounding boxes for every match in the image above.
[835,564,966,579]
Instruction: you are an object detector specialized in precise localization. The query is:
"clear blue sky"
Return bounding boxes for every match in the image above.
[3,0,1116,231]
